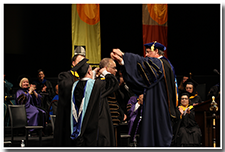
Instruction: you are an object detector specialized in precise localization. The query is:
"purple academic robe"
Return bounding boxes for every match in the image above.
[127,96,143,142]
[15,88,46,131]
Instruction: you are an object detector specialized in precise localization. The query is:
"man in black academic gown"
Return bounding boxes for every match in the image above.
[97,58,127,146]
[53,54,85,146]
[110,41,178,147]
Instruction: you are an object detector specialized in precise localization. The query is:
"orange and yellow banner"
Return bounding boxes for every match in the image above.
[142,4,168,58]
[71,4,101,66]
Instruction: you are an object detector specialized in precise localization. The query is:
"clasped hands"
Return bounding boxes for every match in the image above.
[179,106,191,115]
[110,49,123,65]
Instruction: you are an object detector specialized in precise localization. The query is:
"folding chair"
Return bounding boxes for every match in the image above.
[8,105,43,146]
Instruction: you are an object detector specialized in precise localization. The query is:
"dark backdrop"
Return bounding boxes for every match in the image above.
[4,4,220,94]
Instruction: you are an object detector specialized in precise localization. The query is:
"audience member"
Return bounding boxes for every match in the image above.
[47,84,59,131]
[173,92,202,147]
[127,94,143,146]
[183,79,202,106]
[48,84,59,117]
[15,77,46,132]
[4,75,15,126]
[117,70,135,115]
[178,74,189,95]
[207,83,220,100]
[35,69,55,113]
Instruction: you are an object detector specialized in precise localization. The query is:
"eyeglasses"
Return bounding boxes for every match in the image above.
[181,98,189,100]
[186,87,193,89]
[109,66,117,70]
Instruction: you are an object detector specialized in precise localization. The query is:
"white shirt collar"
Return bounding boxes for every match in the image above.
[80,77,91,81]
[158,56,163,59]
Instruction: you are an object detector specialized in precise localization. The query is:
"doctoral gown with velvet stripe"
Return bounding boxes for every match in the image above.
[121,53,177,147]
[15,88,46,130]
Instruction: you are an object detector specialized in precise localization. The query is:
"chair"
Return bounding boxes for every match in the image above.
[8,105,43,146]
[50,115,56,134]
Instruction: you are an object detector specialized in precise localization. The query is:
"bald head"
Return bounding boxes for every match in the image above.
[99,58,117,76]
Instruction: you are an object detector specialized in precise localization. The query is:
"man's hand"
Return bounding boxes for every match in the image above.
[75,55,85,65]
[186,108,191,114]
[93,67,100,73]
[72,55,85,67]
[123,114,127,121]
[99,67,107,74]
[178,106,184,115]
[42,85,47,92]
[112,49,123,57]
[29,84,36,92]
[110,52,123,65]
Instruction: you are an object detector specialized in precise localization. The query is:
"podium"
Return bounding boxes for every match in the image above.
[194,95,220,147]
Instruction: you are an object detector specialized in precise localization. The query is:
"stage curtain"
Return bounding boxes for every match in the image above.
[71,4,101,67]
[142,4,168,58]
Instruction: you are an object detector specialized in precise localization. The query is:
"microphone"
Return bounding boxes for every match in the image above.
[213,69,220,75]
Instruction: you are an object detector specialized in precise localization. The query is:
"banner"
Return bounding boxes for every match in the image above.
[142,4,168,58]
[71,4,101,66]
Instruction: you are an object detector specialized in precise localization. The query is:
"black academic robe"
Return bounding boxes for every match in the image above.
[97,78,118,147]
[173,106,202,146]
[53,71,75,146]
[189,94,202,105]
[54,71,119,147]
[121,53,177,147]
[35,79,55,112]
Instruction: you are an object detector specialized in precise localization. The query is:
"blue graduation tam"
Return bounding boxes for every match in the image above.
[144,41,166,51]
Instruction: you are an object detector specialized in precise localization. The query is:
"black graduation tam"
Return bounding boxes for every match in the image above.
[71,58,89,78]
[178,90,191,104]
[179,90,190,99]
[183,78,198,88]
[182,72,191,78]
[144,41,166,51]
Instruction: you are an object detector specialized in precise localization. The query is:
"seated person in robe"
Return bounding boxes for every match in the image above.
[207,83,220,100]
[34,69,55,113]
[51,84,59,114]
[178,74,189,95]
[48,84,59,120]
[15,77,46,132]
[4,75,15,126]
[127,94,143,146]
[183,78,202,106]
[173,92,202,147]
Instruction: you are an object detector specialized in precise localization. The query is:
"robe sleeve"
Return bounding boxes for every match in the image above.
[15,90,31,108]
[122,52,164,95]
[33,91,42,107]
[46,80,55,99]
[57,71,74,107]
[99,74,119,98]
[182,108,197,128]
[127,96,139,119]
